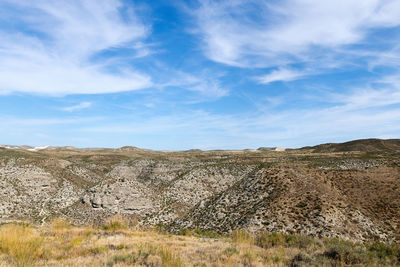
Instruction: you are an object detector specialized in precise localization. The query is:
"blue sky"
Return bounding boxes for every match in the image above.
[0,0,400,150]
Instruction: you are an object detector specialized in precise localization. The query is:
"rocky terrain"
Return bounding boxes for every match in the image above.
[0,139,399,243]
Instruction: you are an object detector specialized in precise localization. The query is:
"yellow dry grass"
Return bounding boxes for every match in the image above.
[0,224,43,267]
[0,221,269,266]
[0,219,398,266]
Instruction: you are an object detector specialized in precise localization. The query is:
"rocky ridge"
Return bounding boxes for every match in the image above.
[0,139,399,243]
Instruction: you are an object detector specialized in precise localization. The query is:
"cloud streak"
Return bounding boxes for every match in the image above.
[192,0,400,69]
[74,76,400,149]
[2,75,400,150]
[256,68,310,84]
[61,102,92,112]
[0,1,399,149]
[0,0,152,95]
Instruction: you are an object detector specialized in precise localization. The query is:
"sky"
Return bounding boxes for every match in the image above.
[0,0,400,150]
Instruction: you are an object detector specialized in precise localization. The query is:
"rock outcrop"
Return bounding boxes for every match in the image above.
[0,142,399,243]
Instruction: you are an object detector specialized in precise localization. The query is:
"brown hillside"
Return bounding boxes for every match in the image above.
[302,138,400,153]
[0,139,399,244]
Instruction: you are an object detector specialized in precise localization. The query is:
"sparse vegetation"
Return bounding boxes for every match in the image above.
[1,140,400,265]
[1,145,399,244]
[0,224,44,266]
[101,214,128,231]
[0,222,399,266]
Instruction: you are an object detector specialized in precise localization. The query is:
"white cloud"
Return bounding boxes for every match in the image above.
[74,79,400,149]
[75,104,400,149]
[2,78,400,149]
[256,68,309,84]
[0,0,152,95]
[187,80,228,99]
[155,69,229,101]
[193,0,400,67]
[61,102,92,112]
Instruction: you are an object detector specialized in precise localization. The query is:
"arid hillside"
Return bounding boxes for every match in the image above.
[0,139,399,244]
[301,138,400,153]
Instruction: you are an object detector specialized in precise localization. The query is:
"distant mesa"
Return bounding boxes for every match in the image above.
[1,138,399,153]
[257,147,286,152]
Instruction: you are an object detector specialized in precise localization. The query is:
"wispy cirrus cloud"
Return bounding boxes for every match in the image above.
[1,0,400,149]
[256,68,311,84]
[69,73,400,149]
[154,68,229,102]
[192,0,400,69]
[75,93,400,149]
[61,102,92,112]
[2,75,400,149]
[0,0,152,95]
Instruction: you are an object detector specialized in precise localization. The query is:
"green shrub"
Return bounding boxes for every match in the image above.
[322,238,367,265]
[107,253,137,266]
[177,228,192,236]
[285,234,315,249]
[291,252,313,266]
[223,247,239,256]
[191,228,220,238]
[368,242,400,260]
[101,215,128,231]
[255,232,314,249]
[88,246,108,254]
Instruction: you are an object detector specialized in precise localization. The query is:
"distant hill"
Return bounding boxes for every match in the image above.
[301,138,400,153]
[1,138,400,243]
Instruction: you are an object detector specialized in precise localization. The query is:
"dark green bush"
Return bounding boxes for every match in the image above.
[368,242,400,260]
[291,252,313,267]
[322,239,367,265]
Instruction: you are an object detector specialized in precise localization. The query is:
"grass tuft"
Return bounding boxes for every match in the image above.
[107,253,137,266]
[102,214,128,231]
[50,218,72,231]
[0,224,43,266]
[230,229,255,245]
[158,245,184,267]
[0,222,398,266]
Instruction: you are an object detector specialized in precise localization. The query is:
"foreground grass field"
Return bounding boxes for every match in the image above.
[0,218,399,266]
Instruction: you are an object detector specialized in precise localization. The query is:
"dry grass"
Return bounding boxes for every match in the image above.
[50,217,72,230]
[101,214,129,231]
[230,229,255,245]
[0,224,43,266]
[0,221,398,266]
